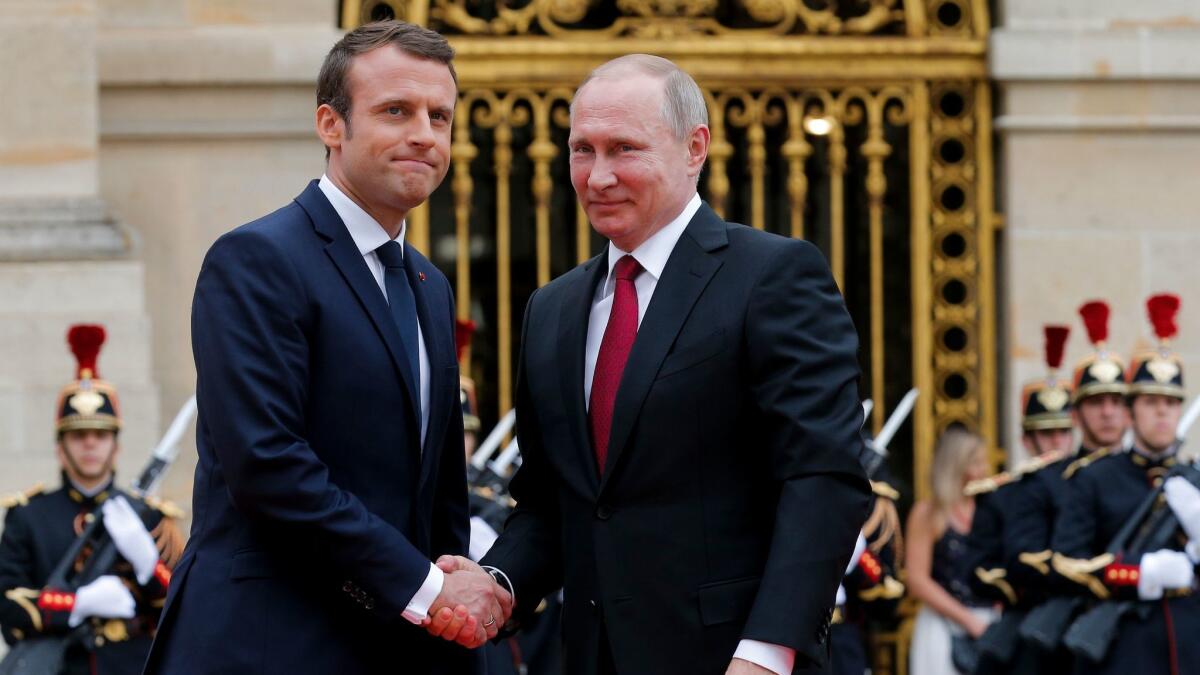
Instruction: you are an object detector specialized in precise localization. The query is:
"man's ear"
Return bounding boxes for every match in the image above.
[686,124,711,179]
[316,104,346,153]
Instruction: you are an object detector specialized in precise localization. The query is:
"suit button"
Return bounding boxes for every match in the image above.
[595,505,612,520]
[365,599,375,610]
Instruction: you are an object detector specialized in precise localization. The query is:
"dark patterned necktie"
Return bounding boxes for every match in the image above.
[375,240,421,418]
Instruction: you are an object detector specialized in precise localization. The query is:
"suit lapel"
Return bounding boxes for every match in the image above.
[599,205,728,495]
[295,181,422,436]
[559,255,608,495]
[405,246,453,490]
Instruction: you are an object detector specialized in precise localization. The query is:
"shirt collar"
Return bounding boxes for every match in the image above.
[318,174,405,257]
[604,192,701,287]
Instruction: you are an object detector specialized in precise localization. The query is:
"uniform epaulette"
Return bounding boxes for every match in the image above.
[1063,447,1113,480]
[964,473,1013,497]
[870,480,900,500]
[143,496,186,519]
[0,483,45,509]
[1017,447,1073,477]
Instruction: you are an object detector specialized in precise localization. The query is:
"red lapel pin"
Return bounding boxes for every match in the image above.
[418,272,426,282]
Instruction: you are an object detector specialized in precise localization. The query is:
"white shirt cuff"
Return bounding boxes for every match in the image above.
[469,516,500,561]
[733,639,795,675]
[401,563,444,624]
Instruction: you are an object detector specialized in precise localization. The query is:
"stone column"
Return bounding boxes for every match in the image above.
[0,0,158,493]
[992,1,1200,461]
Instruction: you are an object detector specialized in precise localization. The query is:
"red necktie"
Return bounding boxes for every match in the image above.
[589,255,644,473]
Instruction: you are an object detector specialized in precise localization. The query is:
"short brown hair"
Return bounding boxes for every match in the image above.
[316,21,457,154]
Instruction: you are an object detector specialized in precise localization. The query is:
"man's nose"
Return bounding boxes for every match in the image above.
[588,155,617,191]
[408,113,436,149]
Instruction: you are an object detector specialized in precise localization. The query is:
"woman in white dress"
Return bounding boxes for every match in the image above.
[906,429,997,675]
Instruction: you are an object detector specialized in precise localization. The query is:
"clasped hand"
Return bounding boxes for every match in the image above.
[422,555,512,648]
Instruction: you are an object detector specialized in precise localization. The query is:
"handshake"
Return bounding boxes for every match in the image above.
[422,555,513,648]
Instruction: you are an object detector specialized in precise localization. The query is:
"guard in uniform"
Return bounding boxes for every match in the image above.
[1064,300,1130,472]
[998,301,1131,667]
[457,319,482,461]
[1049,294,1199,675]
[829,443,904,675]
[966,324,1076,674]
[0,325,183,674]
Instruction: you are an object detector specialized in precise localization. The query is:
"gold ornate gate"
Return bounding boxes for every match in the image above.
[343,0,996,508]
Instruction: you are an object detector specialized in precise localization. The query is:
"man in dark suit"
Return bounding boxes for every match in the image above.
[144,21,508,674]
[441,54,871,675]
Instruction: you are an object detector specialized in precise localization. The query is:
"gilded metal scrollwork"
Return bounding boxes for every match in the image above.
[425,0,908,37]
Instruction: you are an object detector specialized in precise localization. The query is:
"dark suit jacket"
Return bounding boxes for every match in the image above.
[144,181,474,674]
[482,203,871,675]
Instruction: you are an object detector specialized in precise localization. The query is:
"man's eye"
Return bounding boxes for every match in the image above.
[387,107,402,115]
[572,146,592,154]
[619,144,635,152]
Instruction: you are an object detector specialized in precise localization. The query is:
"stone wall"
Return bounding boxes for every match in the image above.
[993,1,1200,462]
[94,1,340,499]
[0,0,159,498]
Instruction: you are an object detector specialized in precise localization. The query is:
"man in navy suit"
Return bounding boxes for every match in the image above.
[144,21,508,674]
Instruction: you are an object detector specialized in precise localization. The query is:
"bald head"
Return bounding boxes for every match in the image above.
[571,54,708,141]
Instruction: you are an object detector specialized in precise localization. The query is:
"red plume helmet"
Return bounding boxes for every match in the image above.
[1146,293,1180,344]
[1078,301,1110,347]
[67,324,106,379]
[455,319,476,362]
[1044,325,1070,372]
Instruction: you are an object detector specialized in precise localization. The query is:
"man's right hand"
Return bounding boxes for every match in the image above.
[1137,549,1196,600]
[68,575,136,627]
[424,556,512,648]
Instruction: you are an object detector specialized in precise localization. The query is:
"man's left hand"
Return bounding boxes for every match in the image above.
[726,658,777,675]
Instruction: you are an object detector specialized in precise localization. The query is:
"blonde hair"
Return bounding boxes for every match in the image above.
[930,428,985,511]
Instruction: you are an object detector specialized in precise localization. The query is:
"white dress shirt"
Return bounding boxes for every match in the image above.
[583,192,795,675]
[317,175,443,624]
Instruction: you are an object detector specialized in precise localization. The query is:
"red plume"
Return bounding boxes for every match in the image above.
[1078,301,1110,346]
[1146,293,1180,342]
[67,324,106,379]
[455,319,476,362]
[1044,325,1070,371]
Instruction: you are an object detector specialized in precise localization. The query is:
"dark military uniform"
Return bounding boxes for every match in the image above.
[1048,295,1197,675]
[965,447,1074,675]
[0,478,175,674]
[966,324,1079,674]
[0,324,182,674]
[830,481,905,675]
[830,429,905,675]
[1050,450,1199,674]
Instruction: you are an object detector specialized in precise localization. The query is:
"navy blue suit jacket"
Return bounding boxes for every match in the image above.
[144,181,474,674]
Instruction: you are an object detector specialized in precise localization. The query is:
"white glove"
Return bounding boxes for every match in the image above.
[847,533,867,575]
[1165,477,1200,562]
[1137,549,1196,601]
[101,496,158,584]
[68,575,136,627]
[834,533,867,606]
